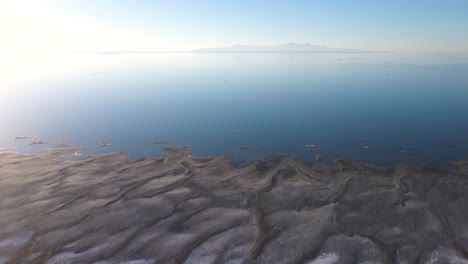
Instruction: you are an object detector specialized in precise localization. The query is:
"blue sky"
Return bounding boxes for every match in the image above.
[1,0,468,52]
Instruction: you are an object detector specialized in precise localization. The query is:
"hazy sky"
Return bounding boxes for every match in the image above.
[1,0,468,53]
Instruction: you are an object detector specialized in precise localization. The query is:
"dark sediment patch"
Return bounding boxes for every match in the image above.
[151,141,167,145]
[239,145,260,151]
[0,148,467,263]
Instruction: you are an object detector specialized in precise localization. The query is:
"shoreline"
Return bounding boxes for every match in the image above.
[1,143,466,168]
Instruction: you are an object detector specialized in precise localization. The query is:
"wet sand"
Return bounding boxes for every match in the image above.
[0,147,467,263]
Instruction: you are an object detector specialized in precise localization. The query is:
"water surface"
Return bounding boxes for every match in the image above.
[2,52,468,165]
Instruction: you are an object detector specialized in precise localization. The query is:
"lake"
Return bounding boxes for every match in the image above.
[1,52,468,165]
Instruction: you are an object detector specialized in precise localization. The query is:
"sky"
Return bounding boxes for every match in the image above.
[1,0,468,53]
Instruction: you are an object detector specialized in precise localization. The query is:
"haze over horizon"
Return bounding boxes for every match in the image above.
[1,0,468,54]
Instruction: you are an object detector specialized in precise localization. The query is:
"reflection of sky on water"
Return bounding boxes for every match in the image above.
[1,52,468,165]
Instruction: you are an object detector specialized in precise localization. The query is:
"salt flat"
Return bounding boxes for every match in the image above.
[0,147,467,263]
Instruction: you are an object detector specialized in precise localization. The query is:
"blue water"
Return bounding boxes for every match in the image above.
[2,52,468,165]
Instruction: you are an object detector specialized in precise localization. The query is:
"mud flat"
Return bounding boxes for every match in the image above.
[0,147,467,263]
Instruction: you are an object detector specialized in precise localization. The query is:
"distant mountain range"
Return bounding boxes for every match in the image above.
[192,43,375,53]
[71,43,380,55]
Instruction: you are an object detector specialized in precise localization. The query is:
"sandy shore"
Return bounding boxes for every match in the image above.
[0,147,467,263]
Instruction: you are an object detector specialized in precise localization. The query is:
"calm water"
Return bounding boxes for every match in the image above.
[1,52,468,165]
